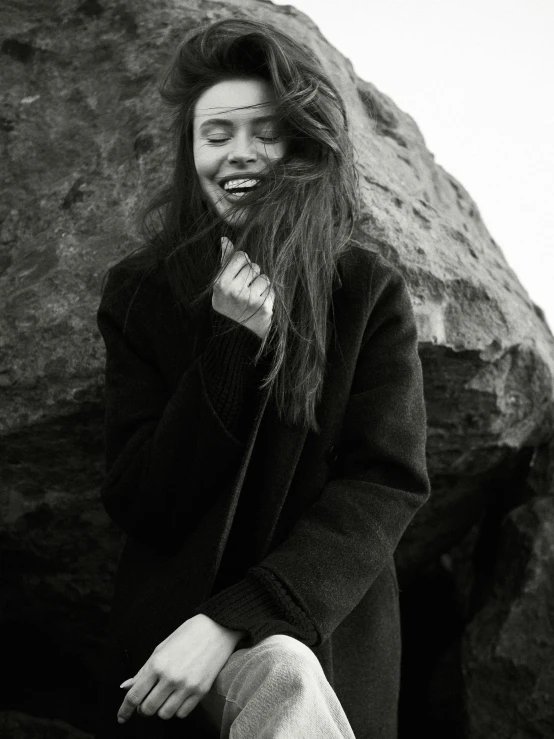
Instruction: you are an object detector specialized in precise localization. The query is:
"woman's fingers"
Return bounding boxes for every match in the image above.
[233,262,266,301]
[251,273,272,298]
[155,687,196,720]
[175,692,203,720]
[119,674,205,722]
[214,239,274,338]
[219,239,262,288]
[242,262,262,292]
[117,668,200,722]
[136,679,176,718]
[117,672,157,723]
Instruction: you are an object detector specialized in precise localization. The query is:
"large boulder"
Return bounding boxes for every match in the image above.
[458,438,554,738]
[1,0,553,736]
[459,495,554,738]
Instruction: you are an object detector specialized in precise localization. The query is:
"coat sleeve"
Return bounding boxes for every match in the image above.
[194,254,431,647]
[96,262,264,553]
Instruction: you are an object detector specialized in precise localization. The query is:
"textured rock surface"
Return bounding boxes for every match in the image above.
[0,711,92,739]
[1,0,554,737]
[461,496,554,738]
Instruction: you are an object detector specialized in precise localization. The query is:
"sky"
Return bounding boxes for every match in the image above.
[273,0,554,332]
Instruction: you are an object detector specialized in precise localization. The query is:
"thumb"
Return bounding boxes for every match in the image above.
[221,236,234,265]
[119,677,136,689]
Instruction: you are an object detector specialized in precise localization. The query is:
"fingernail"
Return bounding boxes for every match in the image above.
[117,717,125,724]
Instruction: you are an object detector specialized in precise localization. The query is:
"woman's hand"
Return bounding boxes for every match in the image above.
[213,237,275,340]
[117,614,245,723]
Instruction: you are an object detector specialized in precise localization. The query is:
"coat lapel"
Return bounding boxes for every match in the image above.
[254,399,311,561]
[210,380,311,567]
[212,270,345,571]
[211,383,270,576]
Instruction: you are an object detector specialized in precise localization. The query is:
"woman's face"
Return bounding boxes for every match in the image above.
[192,77,286,227]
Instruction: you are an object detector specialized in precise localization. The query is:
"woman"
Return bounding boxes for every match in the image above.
[95,17,431,739]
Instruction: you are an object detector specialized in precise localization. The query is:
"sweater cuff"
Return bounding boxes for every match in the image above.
[203,309,264,384]
[210,309,264,357]
[192,569,319,649]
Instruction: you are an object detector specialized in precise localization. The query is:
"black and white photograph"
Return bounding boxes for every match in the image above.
[1,1,552,737]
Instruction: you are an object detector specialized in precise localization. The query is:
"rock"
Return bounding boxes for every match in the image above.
[461,496,554,738]
[1,0,554,736]
[0,710,92,739]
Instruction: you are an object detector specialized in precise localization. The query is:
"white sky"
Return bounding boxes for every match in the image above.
[274,0,554,331]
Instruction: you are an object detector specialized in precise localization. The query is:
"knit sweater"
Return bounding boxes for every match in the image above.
[196,308,316,647]
[202,308,265,444]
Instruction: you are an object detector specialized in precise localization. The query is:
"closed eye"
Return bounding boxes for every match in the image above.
[206,136,282,145]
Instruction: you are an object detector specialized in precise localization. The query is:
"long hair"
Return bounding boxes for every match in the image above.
[115,18,361,434]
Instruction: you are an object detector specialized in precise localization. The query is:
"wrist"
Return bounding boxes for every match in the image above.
[201,613,245,645]
[225,626,247,647]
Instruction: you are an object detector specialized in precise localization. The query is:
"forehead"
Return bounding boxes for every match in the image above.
[193,77,278,126]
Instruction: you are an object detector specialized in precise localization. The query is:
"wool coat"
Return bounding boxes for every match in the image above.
[94,243,431,739]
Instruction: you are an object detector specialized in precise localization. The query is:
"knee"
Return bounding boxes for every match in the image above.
[218,634,328,709]
[253,634,323,684]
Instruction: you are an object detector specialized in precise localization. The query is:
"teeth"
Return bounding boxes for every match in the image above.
[222,178,260,191]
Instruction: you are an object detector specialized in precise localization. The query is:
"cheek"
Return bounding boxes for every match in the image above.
[192,149,205,178]
[271,142,287,161]
[195,154,220,184]
[192,140,214,178]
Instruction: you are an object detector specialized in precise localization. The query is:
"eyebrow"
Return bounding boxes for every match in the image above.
[199,115,277,131]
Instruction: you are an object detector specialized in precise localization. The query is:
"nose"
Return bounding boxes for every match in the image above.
[227,133,258,163]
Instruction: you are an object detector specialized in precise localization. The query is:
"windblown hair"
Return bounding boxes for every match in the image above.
[118,18,361,433]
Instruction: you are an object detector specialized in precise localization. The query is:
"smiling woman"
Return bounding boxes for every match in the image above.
[95,16,430,739]
[114,17,360,434]
[192,77,287,226]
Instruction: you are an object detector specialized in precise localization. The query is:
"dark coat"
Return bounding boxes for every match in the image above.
[95,244,431,739]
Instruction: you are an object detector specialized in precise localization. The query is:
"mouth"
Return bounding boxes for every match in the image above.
[217,177,262,198]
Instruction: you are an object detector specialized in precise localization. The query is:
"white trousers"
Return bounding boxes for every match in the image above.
[195,634,356,739]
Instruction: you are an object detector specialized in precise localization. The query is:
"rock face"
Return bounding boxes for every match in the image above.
[462,496,554,738]
[0,711,92,739]
[458,436,554,739]
[1,1,553,737]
